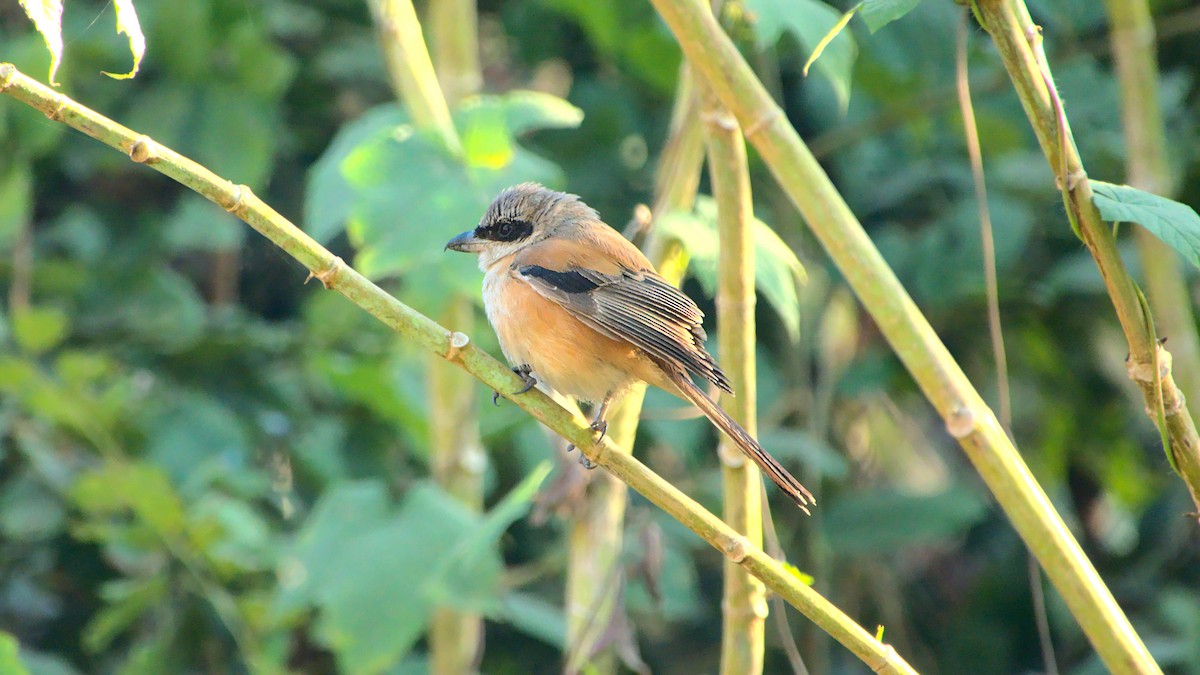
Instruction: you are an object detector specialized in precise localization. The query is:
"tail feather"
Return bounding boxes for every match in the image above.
[671,372,814,513]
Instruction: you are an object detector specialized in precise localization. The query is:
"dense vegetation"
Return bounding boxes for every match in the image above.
[2,0,1200,673]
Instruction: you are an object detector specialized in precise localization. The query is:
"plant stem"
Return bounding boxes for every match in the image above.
[565,65,705,674]
[702,83,767,674]
[975,0,1200,517]
[428,0,482,106]
[1104,0,1200,457]
[370,1,483,670]
[367,0,462,155]
[640,0,1160,671]
[0,62,918,675]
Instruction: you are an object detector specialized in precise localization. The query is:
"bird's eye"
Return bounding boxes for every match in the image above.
[497,221,513,238]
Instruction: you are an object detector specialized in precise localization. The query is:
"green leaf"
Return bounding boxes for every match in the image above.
[11,306,69,355]
[305,105,408,243]
[0,633,30,675]
[821,487,988,555]
[1091,181,1200,270]
[71,462,187,537]
[499,90,587,135]
[657,197,807,341]
[499,592,567,649]
[743,0,858,110]
[333,92,579,313]
[860,0,921,32]
[83,577,167,653]
[18,0,63,85]
[279,472,549,674]
[101,0,146,80]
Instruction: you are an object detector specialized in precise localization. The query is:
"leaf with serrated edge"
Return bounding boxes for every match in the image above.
[1092,181,1200,270]
[742,0,857,110]
[18,0,63,85]
[102,0,146,79]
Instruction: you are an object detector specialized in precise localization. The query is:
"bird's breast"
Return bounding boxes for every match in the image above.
[482,267,653,403]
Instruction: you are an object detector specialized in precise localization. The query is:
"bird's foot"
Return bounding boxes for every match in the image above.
[589,419,608,444]
[493,365,537,405]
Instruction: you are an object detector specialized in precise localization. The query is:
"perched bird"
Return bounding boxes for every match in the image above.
[446,183,814,511]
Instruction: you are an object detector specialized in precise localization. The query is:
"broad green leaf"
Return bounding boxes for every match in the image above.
[334,92,580,313]
[101,0,146,80]
[429,462,551,607]
[821,487,988,555]
[0,633,30,675]
[500,91,587,135]
[1091,181,1200,270]
[657,197,807,341]
[305,105,408,243]
[11,306,69,356]
[18,0,63,85]
[743,0,857,110]
[860,0,922,32]
[71,462,187,537]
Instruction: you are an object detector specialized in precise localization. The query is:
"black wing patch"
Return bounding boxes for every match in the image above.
[516,264,731,393]
[518,266,601,294]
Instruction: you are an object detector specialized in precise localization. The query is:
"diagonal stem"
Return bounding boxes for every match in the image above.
[0,62,916,675]
[639,0,1160,671]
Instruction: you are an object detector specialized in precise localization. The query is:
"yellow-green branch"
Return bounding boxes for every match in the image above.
[641,0,1159,671]
[0,63,914,675]
[703,84,768,674]
[975,0,1200,517]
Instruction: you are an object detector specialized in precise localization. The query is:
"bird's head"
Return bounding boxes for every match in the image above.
[445,183,599,270]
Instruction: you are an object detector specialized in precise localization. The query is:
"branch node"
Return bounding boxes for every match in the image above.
[46,96,68,122]
[128,136,159,164]
[1127,344,1172,384]
[945,405,978,440]
[305,256,345,290]
[1024,22,1043,48]
[0,64,15,91]
[700,108,738,132]
[223,184,254,218]
[720,533,749,563]
[446,331,470,361]
[743,108,780,140]
[1054,168,1087,192]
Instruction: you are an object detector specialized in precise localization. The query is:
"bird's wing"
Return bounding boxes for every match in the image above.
[512,236,731,393]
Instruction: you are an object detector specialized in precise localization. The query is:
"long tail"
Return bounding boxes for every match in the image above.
[671,372,815,513]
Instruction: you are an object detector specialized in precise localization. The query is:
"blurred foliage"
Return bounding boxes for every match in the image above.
[2,0,1200,673]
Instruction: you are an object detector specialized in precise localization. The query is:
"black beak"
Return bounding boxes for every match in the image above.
[445,230,483,253]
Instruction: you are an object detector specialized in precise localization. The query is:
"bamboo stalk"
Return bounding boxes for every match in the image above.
[1104,0,1200,440]
[370,1,483,670]
[974,0,1200,516]
[0,63,917,674]
[564,65,704,674]
[367,0,462,155]
[640,0,1160,671]
[701,84,767,674]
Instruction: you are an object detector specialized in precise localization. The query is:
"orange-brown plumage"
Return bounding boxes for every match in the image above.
[446,183,814,511]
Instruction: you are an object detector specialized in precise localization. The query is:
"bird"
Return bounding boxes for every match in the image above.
[446,183,814,511]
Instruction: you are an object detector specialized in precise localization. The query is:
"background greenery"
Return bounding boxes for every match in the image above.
[2,0,1200,673]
